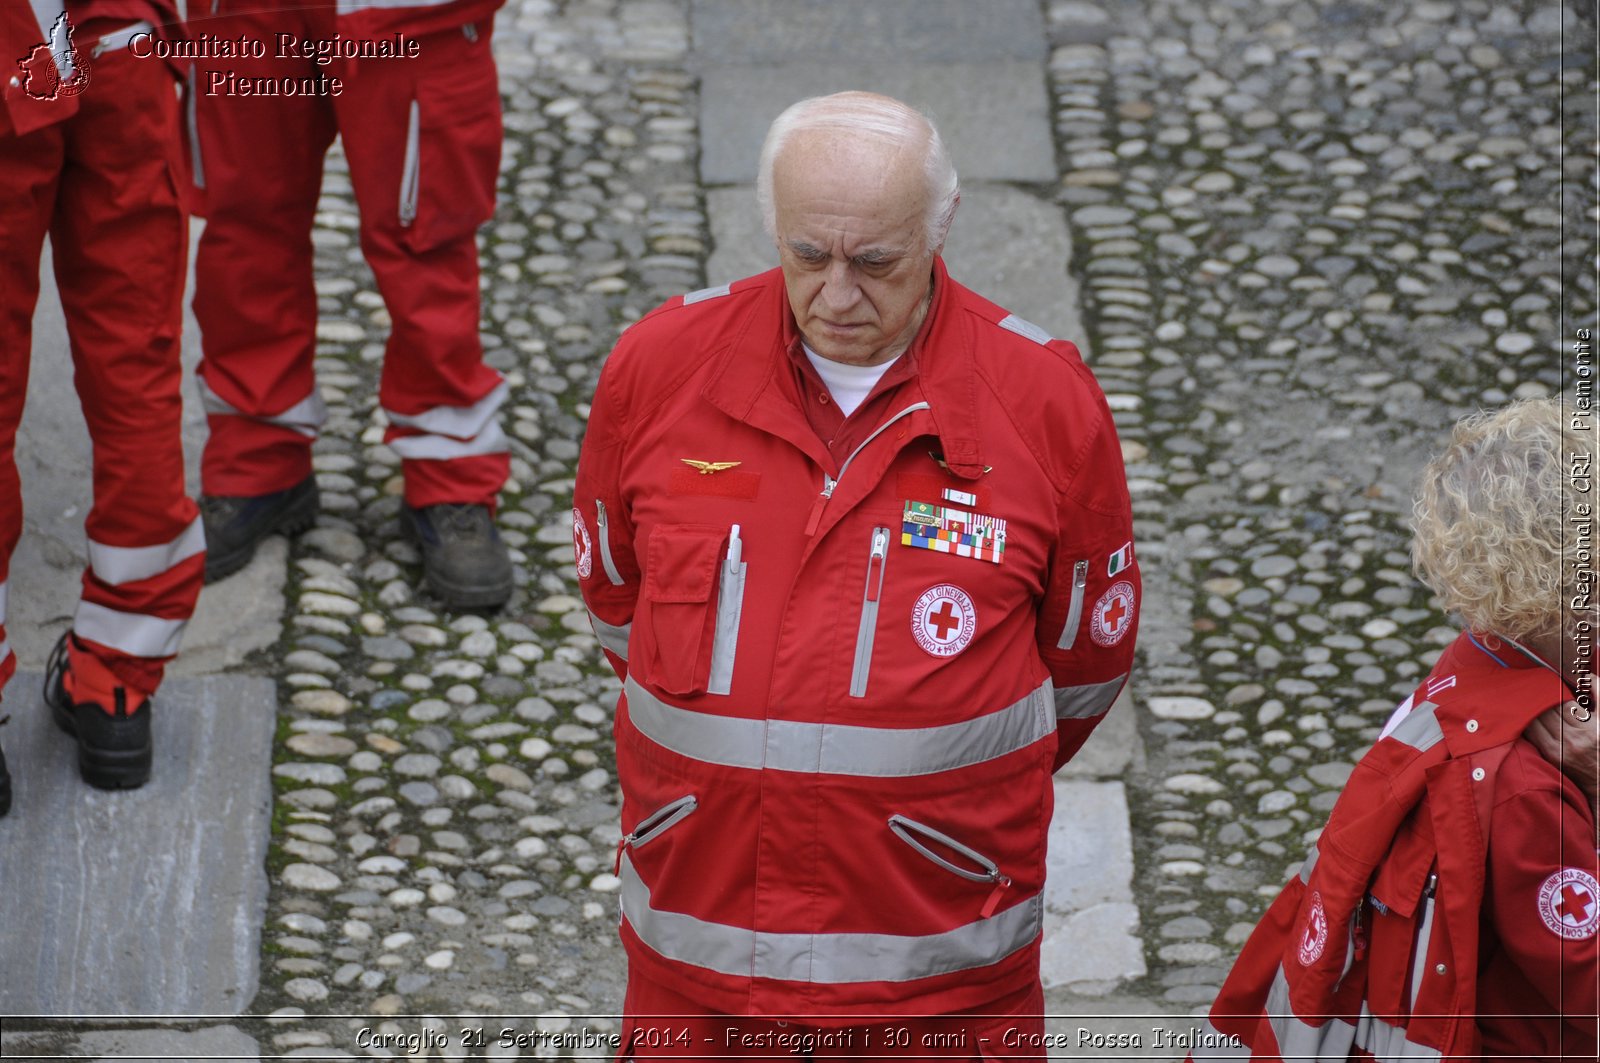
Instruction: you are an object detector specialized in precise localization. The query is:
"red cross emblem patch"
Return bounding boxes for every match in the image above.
[1297,890,1328,966]
[911,584,977,658]
[1090,580,1136,647]
[1538,868,1600,940]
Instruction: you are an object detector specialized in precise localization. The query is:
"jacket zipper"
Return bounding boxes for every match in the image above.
[398,99,420,227]
[804,402,932,537]
[1057,560,1089,650]
[613,794,697,874]
[1407,872,1438,1011]
[849,527,890,698]
[888,813,1013,919]
[595,500,625,585]
[185,65,205,191]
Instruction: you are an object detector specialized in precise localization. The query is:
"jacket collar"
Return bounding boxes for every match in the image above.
[1430,630,1573,753]
[701,257,987,480]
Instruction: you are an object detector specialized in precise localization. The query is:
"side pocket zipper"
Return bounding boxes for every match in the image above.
[1408,872,1438,1011]
[888,814,1013,918]
[849,527,890,698]
[614,794,697,874]
[1057,559,1089,650]
[595,500,625,586]
[707,525,747,696]
[398,99,420,227]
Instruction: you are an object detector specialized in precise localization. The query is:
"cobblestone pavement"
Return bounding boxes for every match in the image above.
[35,0,1587,1053]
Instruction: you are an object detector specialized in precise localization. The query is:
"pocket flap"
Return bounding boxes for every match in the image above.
[644,525,725,603]
[1369,809,1436,919]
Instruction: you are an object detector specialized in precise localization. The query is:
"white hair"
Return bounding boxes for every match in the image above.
[756,92,960,252]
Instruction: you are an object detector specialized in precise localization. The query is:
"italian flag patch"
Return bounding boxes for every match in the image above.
[1108,541,1134,577]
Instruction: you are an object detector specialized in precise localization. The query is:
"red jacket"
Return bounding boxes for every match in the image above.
[1192,632,1598,1061]
[2,0,179,136]
[575,259,1139,1016]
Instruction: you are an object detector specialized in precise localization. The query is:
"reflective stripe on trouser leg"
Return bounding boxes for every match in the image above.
[74,602,186,659]
[0,579,12,691]
[88,517,206,587]
[619,854,1040,984]
[197,375,327,438]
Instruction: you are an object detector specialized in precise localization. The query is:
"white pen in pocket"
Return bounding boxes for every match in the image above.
[708,523,747,695]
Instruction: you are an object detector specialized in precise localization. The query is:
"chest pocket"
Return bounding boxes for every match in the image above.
[636,524,741,697]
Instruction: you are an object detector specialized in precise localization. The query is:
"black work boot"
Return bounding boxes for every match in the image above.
[200,474,319,582]
[45,633,153,790]
[400,503,513,610]
[0,715,12,817]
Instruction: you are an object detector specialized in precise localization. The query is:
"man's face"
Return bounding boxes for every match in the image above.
[772,131,938,367]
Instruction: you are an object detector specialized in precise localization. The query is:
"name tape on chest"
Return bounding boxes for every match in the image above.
[900,499,1006,565]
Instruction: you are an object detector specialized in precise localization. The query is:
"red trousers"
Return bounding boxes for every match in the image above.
[0,35,203,699]
[619,974,1047,1062]
[190,0,508,509]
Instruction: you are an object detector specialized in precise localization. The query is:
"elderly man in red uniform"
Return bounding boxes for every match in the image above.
[575,92,1140,1059]
[1192,398,1598,1062]
[187,0,512,609]
[0,0,203,807]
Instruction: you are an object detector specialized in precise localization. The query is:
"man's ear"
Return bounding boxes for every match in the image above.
[930,191,960,257]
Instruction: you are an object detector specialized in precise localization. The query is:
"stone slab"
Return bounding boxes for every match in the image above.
[13,227,286,678]
[1,1025,262,1062]
[0,672,276,1015]
[1041,779,1145,991]
[692,0,1046,63]
[707,184,1088,352]
[699,62,1056,183]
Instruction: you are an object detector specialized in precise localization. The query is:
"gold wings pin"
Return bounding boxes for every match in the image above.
[681,459,742,475]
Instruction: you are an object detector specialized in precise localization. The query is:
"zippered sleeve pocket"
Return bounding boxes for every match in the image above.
[595,499,627,586]
[849,526,891,698]
[1056,559,1089,650]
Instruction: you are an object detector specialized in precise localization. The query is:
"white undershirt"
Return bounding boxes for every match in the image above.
[803,344,899,417]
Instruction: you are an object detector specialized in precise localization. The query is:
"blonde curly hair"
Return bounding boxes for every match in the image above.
[1412,398,1596,643]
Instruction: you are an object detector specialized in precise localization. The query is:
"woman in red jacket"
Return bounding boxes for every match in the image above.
[1195,397,1598,1061]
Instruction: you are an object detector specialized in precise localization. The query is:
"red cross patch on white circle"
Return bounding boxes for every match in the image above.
[911,584,977,658]
[1297,890,1328,966]
[1090,580,1136,647]
[573,507,593,581]
[1538,868,1600,940]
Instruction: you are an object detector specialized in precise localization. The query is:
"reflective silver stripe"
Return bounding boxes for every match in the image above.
[1354,1006,1442,1062]
[588,611,630,660]
[73,602,185,659]
[625,675,1053,777]
[185,65,205,191]
[682,283,732,305]
[595,500,626,586]
[1265,967,1355,1059]
[88,518,206,587]
[1389,700,1443,752]
[997,314,1051,346]
[91,20,152,58]
[197,376,326,438]
[388,421,510,460]
[619,853,1039,984]
[1053,673,1125,720]
[0,579,7,624]
[385,380,507,440]
[0,639,11,666]
[399,99,420,226]
[1057,560,1088,650]
[1298,843,1320,884]
[1188,1021,1250,1060]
